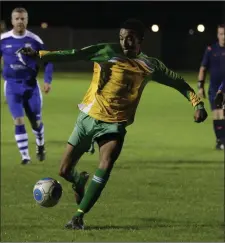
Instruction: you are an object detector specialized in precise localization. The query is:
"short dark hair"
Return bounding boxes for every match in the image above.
[121,18,146,40]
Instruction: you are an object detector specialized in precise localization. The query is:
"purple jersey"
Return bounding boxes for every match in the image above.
[0,29,53,85]
[1,30,53,120]
[201,43,225,90]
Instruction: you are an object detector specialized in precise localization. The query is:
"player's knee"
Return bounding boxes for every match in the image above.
[213,109,224,120]
[31,120,41,130]
[14,117,25,125]
[99,158,114,170]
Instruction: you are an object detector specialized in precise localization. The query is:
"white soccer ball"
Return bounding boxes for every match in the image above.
[33,178,63,207]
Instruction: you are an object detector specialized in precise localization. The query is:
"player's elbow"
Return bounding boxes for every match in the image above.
[199,66,207,72]
[198,66,207,79]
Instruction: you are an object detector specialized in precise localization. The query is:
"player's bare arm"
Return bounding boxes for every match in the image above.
[198,66,207,98]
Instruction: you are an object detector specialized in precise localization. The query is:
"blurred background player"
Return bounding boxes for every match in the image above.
[0,20,7,32]
[21,18,208,229]
[0,20,8,104]
[197,24,225,150]
[0,8,53,164]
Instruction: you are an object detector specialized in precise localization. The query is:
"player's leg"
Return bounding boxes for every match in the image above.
[5,84,31,164]
[24,84,45,161]
[59,112,94,204]
[59,143,89,204]
[212,109,225,149]
[209,89,225,149]
[66,122,127,230]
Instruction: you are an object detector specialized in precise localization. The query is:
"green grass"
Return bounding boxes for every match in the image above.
[1,72,224,242]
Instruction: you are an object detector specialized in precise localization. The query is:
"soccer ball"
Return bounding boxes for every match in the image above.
[33,178,63,207]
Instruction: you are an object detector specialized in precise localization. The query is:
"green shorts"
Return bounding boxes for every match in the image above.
[68,111,127,154]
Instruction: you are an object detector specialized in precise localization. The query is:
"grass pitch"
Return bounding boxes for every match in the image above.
[1,72,224,242]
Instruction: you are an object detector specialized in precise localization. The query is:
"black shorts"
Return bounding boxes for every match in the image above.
[208,89,218,110]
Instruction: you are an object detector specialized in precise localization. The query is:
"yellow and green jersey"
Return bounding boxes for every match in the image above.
[39,43,202,125]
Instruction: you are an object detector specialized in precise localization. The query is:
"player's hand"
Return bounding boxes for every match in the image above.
[194,103,208,123]
[214,90,224,109]
[197,88,206,99]
[18,47,38,57]
[43,83,51,94]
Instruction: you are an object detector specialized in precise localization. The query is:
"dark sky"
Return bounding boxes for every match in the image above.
[1,1,224,30]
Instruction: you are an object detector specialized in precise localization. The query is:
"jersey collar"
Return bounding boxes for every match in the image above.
[10,29,28,39]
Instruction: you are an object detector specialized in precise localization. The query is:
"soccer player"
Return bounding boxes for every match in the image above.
[197,24,225,150]
[0,8,53,164]
[20,19,208,229]
[0,20,6,32]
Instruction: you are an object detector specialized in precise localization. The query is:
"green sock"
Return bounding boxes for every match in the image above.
[74,168,110,217]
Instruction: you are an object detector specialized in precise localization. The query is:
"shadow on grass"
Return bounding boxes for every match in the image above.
[85,218,224,231]
[2,219,224,232]
[115,160,223,172]
[2,140,66,146]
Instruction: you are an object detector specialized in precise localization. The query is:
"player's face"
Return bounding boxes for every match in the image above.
[119,28,141,57]
[11,12,28,34]
[217,27,225,46]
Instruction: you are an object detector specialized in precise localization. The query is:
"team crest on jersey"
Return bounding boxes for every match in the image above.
[25,43,32,48]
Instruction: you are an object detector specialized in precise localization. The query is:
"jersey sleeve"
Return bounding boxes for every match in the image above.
[201,46,211,68]
[150,58,202,108]
[37,39,54,84]
[39,43,120,63]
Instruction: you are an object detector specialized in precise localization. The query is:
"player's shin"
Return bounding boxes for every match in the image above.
[15,124,31,161]
[59,144,84,184]
[213,119,225,148]
[59,143,89,205]
[60,166,81,184]
[218,120,225,142]
[32,122,44,146]
[32,122,46,161]
[74,167,111,217]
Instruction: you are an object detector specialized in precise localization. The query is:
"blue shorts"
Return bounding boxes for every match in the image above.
[5,81,43,120]
[208,87,223,110]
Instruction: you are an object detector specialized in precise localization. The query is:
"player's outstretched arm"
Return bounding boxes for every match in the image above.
[19,43,121,63]
[150,58,208,123]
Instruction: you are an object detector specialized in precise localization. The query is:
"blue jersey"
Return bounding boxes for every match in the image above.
[0,29,53,86]
[201,43,225,90]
